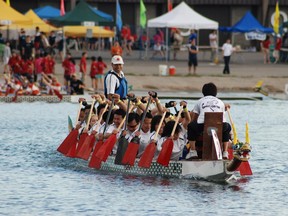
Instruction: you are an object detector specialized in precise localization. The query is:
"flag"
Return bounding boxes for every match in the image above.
[274,1,280,34]
[116,0,123,31]
[245,122,250,144]
[140,0,146,29]
[60,0,65,16]
[167,0,173,11]
[6,0,10,6]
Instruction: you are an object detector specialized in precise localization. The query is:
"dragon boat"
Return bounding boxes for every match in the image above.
[60,112,251,183]
[89,112,252,182]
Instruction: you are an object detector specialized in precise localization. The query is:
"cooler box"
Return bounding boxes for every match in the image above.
[158,65,167,76]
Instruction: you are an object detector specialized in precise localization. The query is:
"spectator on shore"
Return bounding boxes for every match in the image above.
[90,56,98,91]
[70,74,85,95]
[188,39,199,75]
[95,56,107,90]
[273,34,282,64]
[261,35,271,64]
[79,52,87,83]
[3,41,11,74]
[62,53,73,91]
[34,26,41,52]
[111,41,123,56]
[22,36,34,60]
[222,38,234,74]
[209,30,218,63]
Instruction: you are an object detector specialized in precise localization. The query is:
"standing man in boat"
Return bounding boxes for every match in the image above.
[186,82,231,160]
[104,55,128,100]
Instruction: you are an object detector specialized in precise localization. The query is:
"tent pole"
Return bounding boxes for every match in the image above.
[139,26,142,59]
[145,27,149,60]
[166,27,168,62]
[63,26,66,60]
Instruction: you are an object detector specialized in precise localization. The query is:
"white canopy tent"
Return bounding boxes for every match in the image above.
[146,1,219,61]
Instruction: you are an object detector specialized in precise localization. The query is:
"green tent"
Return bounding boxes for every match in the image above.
[49,0,111,26]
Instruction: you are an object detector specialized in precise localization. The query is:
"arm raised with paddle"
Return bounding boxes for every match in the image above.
[121,96,152,166]
[157,106,183,166]
[57,101,83,155]
[138,111,167,168]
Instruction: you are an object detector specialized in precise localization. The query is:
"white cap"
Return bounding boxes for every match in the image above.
[111,55,124,65]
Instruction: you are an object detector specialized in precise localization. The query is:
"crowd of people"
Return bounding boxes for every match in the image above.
[70,82,232,163]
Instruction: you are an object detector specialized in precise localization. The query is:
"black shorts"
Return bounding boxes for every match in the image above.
[188,58,198,67]
[64,74,71,81]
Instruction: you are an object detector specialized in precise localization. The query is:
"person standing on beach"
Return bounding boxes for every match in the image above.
[104,55,128,100]
[79,52,87,83]
[222,38,234,74]
[209,30,218,63]
[261,35,271,64]
[188,39,198,75]
[273,35,282,64]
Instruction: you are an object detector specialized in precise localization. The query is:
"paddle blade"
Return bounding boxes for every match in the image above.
[88,155,102,169]
[157,138,173,167]
[121,139,140,166]
[57,130,78,155]
[66,142,77,157]
[68,115,73,132]
[114,136,129,165]
[138,142,156,168]
[76,134,96,160]
[238,162,253,176]
[75,133,88,157]
[96,134,117,162]
[54,90,63,101]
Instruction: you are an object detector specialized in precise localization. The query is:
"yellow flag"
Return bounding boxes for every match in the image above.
[245,122,250,144]
[274,1,280,34]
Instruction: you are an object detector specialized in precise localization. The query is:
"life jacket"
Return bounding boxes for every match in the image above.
[104,70,128,99]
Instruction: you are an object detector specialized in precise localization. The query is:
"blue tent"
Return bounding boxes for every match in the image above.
[89,6,113,22]
[34,6,61,19]
[219,11,273,33]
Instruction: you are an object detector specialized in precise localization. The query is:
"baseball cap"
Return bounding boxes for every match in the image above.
[111,55,124,65]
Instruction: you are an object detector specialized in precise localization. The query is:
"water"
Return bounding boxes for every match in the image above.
[0,99,288,215]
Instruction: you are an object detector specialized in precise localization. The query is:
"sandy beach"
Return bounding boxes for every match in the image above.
[1,49,288,96]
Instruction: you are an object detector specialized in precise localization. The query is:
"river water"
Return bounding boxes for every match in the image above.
[0,98,287,215]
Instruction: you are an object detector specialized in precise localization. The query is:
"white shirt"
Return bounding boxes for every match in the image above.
[105,70,125,95]
[209,33,217,48]
[137,130,152,157]
[222,43,233,56]
[193,96,226,124]
[156,131,186,161]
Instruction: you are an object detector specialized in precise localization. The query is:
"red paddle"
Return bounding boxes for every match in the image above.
[122,97,151,166]
[157,106,183,166]
[138,111,166,168]
[89,99,115,168]
[57,101,83,155]
[97,109,128,163]
[73,99,96,158]
[76,103,108,160]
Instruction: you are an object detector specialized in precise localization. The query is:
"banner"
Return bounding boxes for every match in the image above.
[274,1,280,34]
[245,32,266,41]
[140,0,146,28]
[116,0,122,31]
[60,0,65,16]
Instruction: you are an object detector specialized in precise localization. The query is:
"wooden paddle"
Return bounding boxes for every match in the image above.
[76,103,108,160]
[121,97,151,166]
[114,97,132,165]
[57,101,83,155]
[157,106,183,166]
[227,108,252,175]
[89,99,115,168]
[73,99,96,158]
[138,111,167,168]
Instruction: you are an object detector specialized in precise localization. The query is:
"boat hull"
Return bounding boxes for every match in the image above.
[98,156,235,182]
